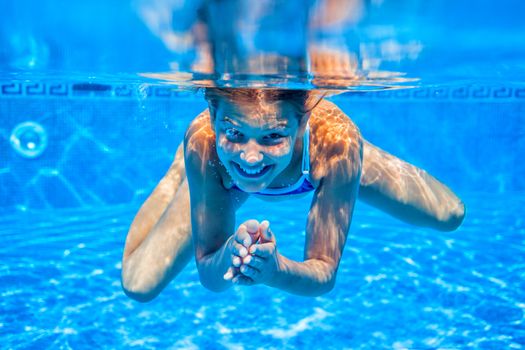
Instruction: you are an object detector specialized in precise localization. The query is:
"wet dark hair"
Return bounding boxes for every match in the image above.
[204,88,324,120]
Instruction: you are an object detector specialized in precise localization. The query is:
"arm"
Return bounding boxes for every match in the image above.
[121,143,193,302]
[184,119,248,292]
[272,143,361,296]
[359,140,465,231]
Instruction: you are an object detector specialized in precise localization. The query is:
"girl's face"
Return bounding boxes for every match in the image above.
[213,98,304,193]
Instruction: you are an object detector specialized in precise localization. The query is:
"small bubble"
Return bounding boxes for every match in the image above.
[10,121,48,158]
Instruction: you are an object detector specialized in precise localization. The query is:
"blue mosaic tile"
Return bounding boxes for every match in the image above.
[27,169,85,208]
[0,83,524,211]
[0,171,20,207]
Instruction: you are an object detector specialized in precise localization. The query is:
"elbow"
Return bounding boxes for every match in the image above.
[199,277,228,293]
[195,262,229,293]
[304,277,336,297]
[302,259,337,297]
[313,279,336,297]
[320,269,338,295]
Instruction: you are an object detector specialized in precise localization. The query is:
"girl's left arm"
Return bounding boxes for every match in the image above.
[267,137,363,296]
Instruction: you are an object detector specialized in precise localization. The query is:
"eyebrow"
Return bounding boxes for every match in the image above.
[264,121,289,130]
[262,124,289,132]
[220,117,240,126]
[220,117,290,131]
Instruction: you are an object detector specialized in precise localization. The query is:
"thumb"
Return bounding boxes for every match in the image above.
[244,219,260,234]
[245,219,260,243]
[259,220,275,244]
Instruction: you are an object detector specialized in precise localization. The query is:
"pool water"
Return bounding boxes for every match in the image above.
[1,193,524,349]
[1,81,525,349]
[2,0,525,349]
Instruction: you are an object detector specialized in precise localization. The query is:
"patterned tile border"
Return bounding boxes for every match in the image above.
[343,86,525,100]
[346,85,525,101]
[0,82,194,99]
[1,81,524,100]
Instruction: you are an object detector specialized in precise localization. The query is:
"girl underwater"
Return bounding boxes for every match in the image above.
[121,88,465,301]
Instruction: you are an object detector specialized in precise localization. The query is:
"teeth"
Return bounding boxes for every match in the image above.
[239,165,263,175]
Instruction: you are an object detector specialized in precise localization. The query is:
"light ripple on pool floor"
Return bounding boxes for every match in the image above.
[0,192,524,349]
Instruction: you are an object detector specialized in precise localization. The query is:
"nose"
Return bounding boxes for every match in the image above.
[240,140,263,164]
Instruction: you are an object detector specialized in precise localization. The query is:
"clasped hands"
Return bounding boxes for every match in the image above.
[223,219,279,286]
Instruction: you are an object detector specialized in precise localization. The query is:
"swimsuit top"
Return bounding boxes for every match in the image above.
[232,124,315,197]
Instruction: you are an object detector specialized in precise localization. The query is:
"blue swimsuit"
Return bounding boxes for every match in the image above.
[232,124,315,197]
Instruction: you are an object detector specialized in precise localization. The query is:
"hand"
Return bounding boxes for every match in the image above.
[223,219,261,284]
[232,220,281,286]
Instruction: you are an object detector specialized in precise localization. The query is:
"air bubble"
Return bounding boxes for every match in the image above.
[10,121,48,158]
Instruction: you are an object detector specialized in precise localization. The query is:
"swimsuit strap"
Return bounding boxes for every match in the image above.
[301,123,310,175]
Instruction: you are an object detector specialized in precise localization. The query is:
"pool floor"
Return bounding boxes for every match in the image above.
[1,192,524,349]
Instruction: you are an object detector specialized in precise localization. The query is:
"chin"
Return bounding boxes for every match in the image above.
[232,175,272,193]
[234,183,265,193]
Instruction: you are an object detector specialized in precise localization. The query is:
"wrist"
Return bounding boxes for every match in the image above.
[267,252,286,288]
[196,235,236,292]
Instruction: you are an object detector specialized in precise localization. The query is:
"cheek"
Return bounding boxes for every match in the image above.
[217,136,239,154]
[265,140,293,158]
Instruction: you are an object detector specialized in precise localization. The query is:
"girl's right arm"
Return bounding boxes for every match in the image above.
[184,115,248,292]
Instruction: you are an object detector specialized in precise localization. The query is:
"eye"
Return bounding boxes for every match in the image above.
[267,133,284,140]
[262,133,286,145]
[225,128,243,141]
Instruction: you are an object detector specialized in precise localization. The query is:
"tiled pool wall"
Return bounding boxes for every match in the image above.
[0,82,524,212]
[334,85,525,195]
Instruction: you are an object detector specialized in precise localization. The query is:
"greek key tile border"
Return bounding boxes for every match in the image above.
[343,86,525,100]
[0,82,194,99]
[1,81,524,100]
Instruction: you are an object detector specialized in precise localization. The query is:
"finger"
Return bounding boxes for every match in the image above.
[223,267,234,281]
[240,264,260,278]
[245,219,261,244]
[232,274,255,286]
[243,254,266,269]
[224,265,245,281]
[249,242,275,258]
[244,219,260,235]
[232,255,241,267]
[232,241,248,258]
[234,225,252,248]
[259,220,272,243]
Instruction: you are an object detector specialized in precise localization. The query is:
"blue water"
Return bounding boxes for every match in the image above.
[1,194,524,349]
[1,0,525,349]
[0,82,525,349]
[1,84,524,349]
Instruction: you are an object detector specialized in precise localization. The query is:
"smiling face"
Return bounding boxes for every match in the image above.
[210,93,306,193]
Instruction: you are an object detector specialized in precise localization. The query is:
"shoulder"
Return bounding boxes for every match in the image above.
[308,99,363,181]
[184,109,215,157]
[183,109,237,190]
[184,109,220,178]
